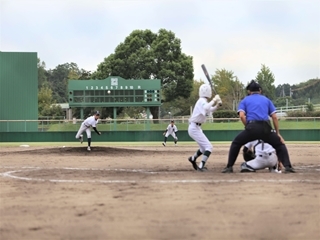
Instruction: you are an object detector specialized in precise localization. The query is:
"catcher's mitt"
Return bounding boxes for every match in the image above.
[243,149,255,162]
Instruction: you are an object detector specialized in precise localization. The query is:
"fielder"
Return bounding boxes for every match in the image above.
[75,111,101,151]
[241,139,281,173]
[162,120,178,146]
[188,84,222,171]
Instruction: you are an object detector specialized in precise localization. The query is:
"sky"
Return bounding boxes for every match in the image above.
[1,0,319,86]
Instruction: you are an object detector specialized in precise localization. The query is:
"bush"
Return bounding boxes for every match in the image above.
[287,111,308,117]
[311,111,320,117]
[213,110,238,118]
[286,110,320,121]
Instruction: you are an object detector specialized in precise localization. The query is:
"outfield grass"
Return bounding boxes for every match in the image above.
[44,120,320,131]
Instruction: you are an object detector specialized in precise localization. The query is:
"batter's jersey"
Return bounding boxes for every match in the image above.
[189,97,216,124]
[83,116,99,128]
[245,140,276,157]
[166,124,178,134]
[238,94,277,121]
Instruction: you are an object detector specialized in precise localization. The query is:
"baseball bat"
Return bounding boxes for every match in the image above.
[201,64,216,94]
[201,64,222,106]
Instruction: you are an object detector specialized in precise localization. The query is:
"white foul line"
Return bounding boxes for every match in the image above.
[0,167,319,184]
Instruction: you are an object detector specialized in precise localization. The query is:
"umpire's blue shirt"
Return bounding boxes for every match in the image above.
[238,93,277,121]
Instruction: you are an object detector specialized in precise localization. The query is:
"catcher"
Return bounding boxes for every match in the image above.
[241,139,282,173]
[162,120,178,146]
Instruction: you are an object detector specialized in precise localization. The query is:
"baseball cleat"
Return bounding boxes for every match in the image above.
[87,146,91,151]
[197,166,208,172]
[284,167,295,173]
[240,162,256,172]
[188,157,198,170]
[162,142,166,147]
[221,166,233,173]
[79,134,83,144]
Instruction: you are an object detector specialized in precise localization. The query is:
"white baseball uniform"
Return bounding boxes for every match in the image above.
[75,116,99,139]
[188,97,219,153]
[245,140,278,170]
[164,124,178,139]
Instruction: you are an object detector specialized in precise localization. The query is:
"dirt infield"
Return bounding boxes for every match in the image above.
[0,143,319,240]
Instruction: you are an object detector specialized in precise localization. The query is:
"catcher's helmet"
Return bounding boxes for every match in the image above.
[199,84,212,98]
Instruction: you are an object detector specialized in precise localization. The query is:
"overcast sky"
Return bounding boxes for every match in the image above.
[1,0,319,86]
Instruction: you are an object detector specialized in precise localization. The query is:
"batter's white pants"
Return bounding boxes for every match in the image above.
[75,123,92,139]
[188,122,213,153]
[247,152,277,170]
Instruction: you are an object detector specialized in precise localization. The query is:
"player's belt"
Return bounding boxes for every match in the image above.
[258,153,273,157]
[84,124,90,127]
[195,123,202,126]
[247,120,269,124]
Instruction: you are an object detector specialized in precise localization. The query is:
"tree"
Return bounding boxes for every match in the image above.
[38,85,63,118]
[212,69,245,110]
[46,62,81,103]
[255,64,276,100]
[161,80,203,117]
[37,58,47,88]
[92,29,194,119]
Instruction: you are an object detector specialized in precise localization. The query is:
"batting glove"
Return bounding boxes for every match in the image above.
[213,94,221,102]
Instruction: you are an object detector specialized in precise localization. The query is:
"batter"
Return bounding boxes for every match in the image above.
[188,84,222,171]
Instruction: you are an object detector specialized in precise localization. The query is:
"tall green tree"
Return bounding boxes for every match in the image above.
[255,64,276,100]
[92,29,194,119]
[212,69,245,110]
[162,80,203,117]
[38,85,63,118]
[47,62,81,103]
[37,58,47,88]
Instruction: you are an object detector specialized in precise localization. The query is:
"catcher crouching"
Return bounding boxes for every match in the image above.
[241,139,282,173]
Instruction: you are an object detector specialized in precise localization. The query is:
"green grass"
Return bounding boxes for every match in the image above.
[44,120,320,131]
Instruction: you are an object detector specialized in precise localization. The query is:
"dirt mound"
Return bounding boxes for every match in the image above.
[0,146,150,156]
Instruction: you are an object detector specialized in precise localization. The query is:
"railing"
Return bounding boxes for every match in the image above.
[0,117,319,132]
[277,104,320,113]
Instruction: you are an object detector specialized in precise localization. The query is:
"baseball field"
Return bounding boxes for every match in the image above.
[0,142,319,240]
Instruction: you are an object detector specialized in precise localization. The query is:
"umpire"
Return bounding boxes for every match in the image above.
[222,80,295,173]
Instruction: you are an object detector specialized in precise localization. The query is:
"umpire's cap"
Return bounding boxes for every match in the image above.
[94,111,100,116]
[246,80,262,92]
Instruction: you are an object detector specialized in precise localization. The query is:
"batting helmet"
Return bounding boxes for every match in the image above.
[199,84,212,98]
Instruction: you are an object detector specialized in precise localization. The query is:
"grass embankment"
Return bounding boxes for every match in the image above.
[44,120,320,131]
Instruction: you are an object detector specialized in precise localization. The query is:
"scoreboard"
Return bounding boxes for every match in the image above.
[68,76,161,107]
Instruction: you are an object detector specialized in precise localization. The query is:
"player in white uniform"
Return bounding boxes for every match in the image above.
[162,120,178,146]
[75,111,101,151]
[188,84,222,171]
[241,140,281,173]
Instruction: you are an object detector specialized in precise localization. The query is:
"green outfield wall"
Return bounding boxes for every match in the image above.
[0,129,319,142]
[0,52,38,132]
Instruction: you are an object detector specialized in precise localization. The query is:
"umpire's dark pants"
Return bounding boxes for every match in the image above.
[227,122,293,168]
